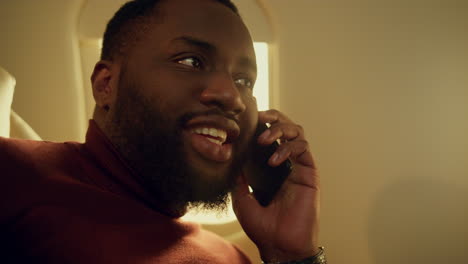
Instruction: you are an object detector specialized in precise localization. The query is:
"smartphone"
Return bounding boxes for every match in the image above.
[243,123,292,207]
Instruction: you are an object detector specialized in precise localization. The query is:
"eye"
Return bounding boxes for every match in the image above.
[234,78,253,89]
[177,57,202,68]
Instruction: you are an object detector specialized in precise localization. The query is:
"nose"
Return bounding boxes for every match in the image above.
[199,72,247,115]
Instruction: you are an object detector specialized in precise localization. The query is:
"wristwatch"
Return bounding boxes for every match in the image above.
[262,247,327,264]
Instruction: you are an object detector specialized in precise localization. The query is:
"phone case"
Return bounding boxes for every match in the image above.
[244,123,292,207]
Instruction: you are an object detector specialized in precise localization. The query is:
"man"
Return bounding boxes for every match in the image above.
[0,0,324,263]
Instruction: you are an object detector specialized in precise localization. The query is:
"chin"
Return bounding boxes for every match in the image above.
[185,148,235,175]
[185,160,238,199]
[191,162,234,185]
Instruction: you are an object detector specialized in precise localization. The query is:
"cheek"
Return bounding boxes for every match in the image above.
[141,77,196,111]
[245,92,258,115]
[152,74,204,105]
[242,94,259,138]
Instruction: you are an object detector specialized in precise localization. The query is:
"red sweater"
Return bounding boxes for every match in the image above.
[0,121,251,264]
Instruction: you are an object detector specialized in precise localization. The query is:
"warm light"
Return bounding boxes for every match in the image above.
[182,42,269,224]
[253,42,269,111]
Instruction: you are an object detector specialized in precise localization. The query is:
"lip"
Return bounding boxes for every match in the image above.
[184,115,240,144]
[185,132,233,162]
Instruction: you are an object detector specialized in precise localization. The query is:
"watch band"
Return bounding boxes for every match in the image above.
[262,247,327,264]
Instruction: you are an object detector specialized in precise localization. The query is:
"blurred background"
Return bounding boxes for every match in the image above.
[1,0,467,263]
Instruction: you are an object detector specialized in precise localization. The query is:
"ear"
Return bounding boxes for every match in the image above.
[91,60,119,111]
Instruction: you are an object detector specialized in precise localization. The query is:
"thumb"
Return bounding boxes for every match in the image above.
[232,174,260,218]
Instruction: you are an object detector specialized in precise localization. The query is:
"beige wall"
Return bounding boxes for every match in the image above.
[269,1,468,263]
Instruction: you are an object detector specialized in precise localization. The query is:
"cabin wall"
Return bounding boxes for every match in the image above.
[269,1,468,263]
[0,0,87,141]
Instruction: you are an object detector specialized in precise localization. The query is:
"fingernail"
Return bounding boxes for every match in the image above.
[270,152,279,163]
[259,129,271,142]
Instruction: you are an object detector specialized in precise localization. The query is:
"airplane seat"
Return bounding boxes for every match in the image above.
[0,66,41,140]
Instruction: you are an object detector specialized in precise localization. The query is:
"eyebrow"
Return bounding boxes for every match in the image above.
[171,35,217,54]
[170,35,257,74]
[238,56,257,74]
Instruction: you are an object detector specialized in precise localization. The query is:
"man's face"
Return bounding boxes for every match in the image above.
[108,0,258,213]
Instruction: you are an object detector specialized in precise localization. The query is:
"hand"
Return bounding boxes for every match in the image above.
[232,109,321,262]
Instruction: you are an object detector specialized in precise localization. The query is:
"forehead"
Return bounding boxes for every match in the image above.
[134,0,255,61]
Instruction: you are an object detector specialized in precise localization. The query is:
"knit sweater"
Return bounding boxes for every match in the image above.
[0,120,251,264]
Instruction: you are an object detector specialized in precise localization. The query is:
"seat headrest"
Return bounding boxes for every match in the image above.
[0,66,16,137]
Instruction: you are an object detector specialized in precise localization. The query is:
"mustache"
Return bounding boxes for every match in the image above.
[178,108,239,127]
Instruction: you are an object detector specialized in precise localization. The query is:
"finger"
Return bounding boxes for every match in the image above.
[232,174,262,218]
[258,110,304,144]
[258,123,305,145]
[258,109,292,125]
[233,173,250,196]
[269,139,315,168]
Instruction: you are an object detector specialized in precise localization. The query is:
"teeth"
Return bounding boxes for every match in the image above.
[206,137,222,145]
[192,127,227,144]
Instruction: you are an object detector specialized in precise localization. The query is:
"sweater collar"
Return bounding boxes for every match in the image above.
[83,120,184,218]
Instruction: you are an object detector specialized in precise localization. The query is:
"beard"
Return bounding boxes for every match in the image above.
[106,73,247,217]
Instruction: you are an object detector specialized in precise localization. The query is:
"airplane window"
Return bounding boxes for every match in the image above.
[253,42,269,111]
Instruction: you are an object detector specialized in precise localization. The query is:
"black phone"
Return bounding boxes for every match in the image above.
[244,123,292,207]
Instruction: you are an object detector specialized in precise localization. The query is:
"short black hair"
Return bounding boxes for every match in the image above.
[101,0,239,61]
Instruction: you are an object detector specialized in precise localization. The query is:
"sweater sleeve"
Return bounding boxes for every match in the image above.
[0,137,35,226]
